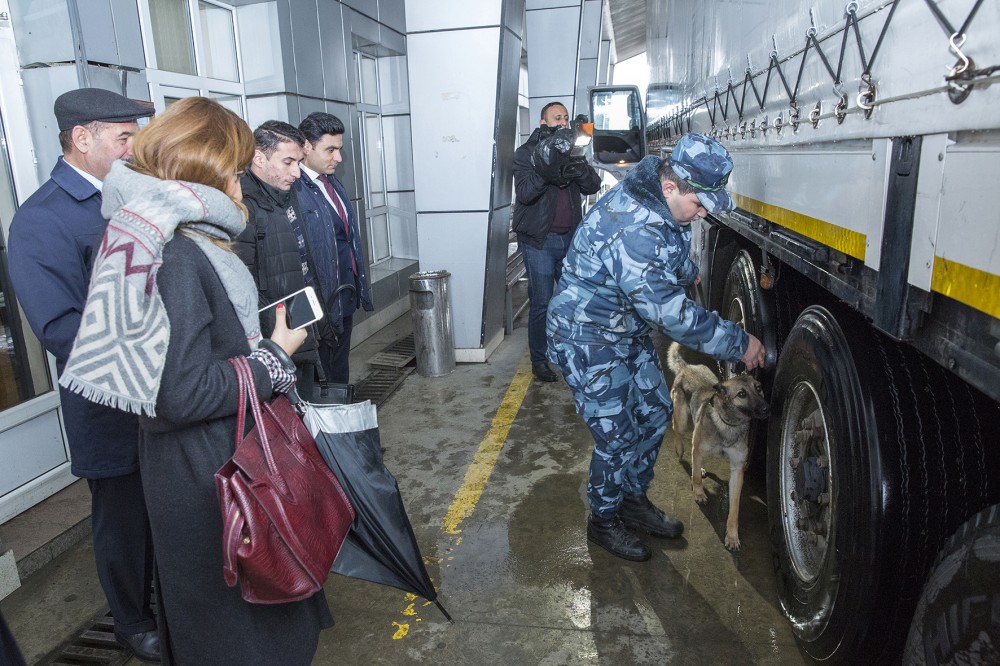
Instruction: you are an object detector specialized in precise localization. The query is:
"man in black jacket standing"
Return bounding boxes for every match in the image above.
[512,102,602,382]
[235,121,319,391]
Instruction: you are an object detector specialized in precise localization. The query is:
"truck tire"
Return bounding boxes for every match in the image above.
[903,504,1000,665]
[719,249,774,379]
[766,306,1000,662]
[719,249,774,469]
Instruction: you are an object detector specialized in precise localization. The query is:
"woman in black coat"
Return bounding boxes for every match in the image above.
[62,97,332,664]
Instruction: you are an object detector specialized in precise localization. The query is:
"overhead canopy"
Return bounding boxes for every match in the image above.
[608,0,647,62]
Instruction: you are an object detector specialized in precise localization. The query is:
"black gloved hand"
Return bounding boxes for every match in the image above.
[559,157,590,184]
[531,126,575,184]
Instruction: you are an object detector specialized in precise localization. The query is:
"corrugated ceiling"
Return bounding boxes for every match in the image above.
[608,0,647,62]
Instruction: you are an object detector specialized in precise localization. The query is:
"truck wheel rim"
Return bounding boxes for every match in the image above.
[780,379,833,584]
[723,296,747,379]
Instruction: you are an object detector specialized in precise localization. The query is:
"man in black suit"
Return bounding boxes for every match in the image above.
[293,113,373,383]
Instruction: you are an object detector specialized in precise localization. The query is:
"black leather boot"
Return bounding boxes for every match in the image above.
[587,515,651,561]
[620,493,684,538]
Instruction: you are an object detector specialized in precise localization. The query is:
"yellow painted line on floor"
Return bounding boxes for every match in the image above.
[441,360,534,535]
[390,358,534,639]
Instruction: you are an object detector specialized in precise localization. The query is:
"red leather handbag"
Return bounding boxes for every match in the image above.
[215,356,355,604]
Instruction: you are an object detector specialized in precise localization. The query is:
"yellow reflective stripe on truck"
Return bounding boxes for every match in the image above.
[730,193,999,319]
[731,192,867,261]
[932,256,1000,320]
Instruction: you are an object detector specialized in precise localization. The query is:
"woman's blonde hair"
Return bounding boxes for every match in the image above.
[129,96,254,216]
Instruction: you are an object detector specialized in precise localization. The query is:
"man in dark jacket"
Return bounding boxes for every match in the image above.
[235,121,321,393]
[293,112,373,383]
[8,88,160,662]
[512,102,601,382]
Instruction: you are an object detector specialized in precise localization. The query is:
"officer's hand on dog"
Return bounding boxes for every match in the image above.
[741,334,766,370]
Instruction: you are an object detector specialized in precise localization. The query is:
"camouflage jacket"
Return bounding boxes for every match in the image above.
[546,155,748,362]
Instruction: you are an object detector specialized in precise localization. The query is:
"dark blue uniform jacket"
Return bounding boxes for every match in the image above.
[8,158,139,478]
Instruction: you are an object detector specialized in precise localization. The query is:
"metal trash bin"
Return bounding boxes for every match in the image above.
[409,270,456,377]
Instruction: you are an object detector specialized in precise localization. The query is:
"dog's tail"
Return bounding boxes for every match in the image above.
[666,342,687,375]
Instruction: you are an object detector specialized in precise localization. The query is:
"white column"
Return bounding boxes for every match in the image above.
[524,0,583,121]
[406,0,523,359]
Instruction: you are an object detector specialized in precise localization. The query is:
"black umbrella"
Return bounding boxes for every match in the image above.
[299,400,451,621]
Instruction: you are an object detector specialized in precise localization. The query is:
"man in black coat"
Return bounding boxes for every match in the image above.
[512,102,602,382]
[234,121,320,393]
[8,88,160,662]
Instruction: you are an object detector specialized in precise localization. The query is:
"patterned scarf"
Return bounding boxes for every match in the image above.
[59,161,260,416]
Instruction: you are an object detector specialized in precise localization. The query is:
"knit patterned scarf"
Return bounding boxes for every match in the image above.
[59,161,260,416]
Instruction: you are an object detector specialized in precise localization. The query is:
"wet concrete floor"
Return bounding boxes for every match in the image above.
[3,319,809,664]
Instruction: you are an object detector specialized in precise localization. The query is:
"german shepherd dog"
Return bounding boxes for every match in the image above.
[667,343,769,550]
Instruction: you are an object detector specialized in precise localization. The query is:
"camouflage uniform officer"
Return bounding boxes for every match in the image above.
[547,133,766,561]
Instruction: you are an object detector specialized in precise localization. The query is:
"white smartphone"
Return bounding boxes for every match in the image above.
[258,285,324,330]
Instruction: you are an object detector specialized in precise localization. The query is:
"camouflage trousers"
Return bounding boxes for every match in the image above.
[549,335,672,518]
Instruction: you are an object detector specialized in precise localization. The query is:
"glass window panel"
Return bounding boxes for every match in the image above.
[198,2,239,82]
[160,86,199,110]
[148,0,197,76]
[210,92,244,118]
[0,112,52,406]
[369,213,390,264]
[360,55,378,105]
[364,113,386,209]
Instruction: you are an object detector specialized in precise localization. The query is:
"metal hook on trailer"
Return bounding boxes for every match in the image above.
[835,93,849,123]
[857,74,876,118]
[809,101,822,128]
[948,33,970,75]
[946,32,976,104]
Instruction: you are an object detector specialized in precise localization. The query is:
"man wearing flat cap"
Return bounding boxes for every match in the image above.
[546,133,766,562]
[8,88,160,662]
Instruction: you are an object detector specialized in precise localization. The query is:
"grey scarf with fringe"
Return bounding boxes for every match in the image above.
[59,161,260,416]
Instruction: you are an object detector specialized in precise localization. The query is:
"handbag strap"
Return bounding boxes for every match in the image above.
[232,357,248,445]
[229,356,280,478]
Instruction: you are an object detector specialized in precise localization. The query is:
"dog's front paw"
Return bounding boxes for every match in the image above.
[693,488,708,504]
[725,532,741,551]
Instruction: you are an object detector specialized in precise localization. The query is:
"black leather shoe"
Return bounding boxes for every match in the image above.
[587,515,651,561]
[532,362,558,382]
[114,628,161,663]
[620,493,684,538]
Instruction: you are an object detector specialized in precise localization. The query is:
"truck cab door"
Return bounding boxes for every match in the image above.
[589,85,646,177]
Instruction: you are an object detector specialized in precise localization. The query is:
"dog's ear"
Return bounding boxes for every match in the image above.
[713,383,727,395]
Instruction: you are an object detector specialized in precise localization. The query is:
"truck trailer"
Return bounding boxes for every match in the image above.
[589,0,1000,662]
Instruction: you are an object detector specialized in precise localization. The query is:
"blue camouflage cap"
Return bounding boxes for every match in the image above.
[668,133,734,214]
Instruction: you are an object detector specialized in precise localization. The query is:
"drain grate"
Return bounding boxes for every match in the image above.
[354,366,414,407]
[353,334,415,406]
[47,612,132,666]
[366,334,415,370]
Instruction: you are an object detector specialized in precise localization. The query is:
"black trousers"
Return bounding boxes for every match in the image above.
[318,314,354,384]
[87,471,156,633]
